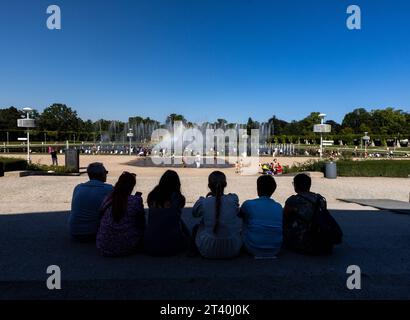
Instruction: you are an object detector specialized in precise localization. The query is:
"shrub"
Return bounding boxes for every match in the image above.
[27,163,78,174]
[0,157,28,172]
[337,160,410,177]
[285,159,410,177]
[0,157,77,175]
[283,160,326,174]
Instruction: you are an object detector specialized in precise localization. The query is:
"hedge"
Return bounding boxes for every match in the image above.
[337,160,410,177]
[0,157,76,175]
[285,159,410,177]
[0,157,28,172]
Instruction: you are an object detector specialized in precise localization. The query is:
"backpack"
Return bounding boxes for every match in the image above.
[299,194,343,254]
[302,194,343,246]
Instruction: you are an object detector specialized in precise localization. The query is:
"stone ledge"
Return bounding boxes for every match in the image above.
[282,171,324,178]
[3,170,83,177]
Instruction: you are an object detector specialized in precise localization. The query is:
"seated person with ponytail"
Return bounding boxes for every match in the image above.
[97,172,145,257]
[191,171,242,259]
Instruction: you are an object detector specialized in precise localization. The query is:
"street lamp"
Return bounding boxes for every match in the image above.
[313,113,331,159]
[17,107,36,163]
[127,128,134,156]
[362,132,370,158]
[319,114,326,158]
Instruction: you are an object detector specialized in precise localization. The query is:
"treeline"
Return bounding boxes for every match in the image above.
[0,104,409,143]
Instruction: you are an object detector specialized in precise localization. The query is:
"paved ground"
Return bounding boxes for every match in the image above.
[1,154,409,299]
[339,199,410,214]
[0,208,409,300]
[1,154,409,214]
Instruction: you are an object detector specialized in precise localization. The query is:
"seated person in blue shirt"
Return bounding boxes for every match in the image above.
[69,162,113,242]
[239,175,283,258]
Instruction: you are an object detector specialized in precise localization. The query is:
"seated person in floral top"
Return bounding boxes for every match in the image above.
[97,172,145,257]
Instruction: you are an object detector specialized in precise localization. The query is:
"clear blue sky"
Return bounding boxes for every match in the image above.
[0,0,409,124]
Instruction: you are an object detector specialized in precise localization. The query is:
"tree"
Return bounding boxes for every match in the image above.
[341,108,371,133]
[370,108,407,135]
[215,118,227,128]
[165,114,187,127]
[268,115,288,135]
[325,120,341,134]
[38,104,81,132]
[246,117,260,135]
[0,107,23,130]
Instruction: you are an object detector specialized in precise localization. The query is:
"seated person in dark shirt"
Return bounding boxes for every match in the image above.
[283,173,341,255]
[144,170,189,256]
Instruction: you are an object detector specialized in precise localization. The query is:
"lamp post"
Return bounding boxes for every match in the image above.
[44,132,47,154]
[127,128,134,156]
[362,132,370,158]
[319,113,326,158]
[313,113,331,159]
[17,107,35,163]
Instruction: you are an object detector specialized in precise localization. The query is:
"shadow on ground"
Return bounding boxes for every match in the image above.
[0,208,409,300]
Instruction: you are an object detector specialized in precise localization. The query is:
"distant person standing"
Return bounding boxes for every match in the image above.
[239,159,244,174]
[48,146,58,166]
[195,153,201,168]
[69,163,113,242]
[235,161,240,174]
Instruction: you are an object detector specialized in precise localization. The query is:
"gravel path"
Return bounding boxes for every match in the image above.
[1,154,409,214]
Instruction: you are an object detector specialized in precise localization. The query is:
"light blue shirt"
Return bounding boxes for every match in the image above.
[69,180,113,236]
[240,196,283,257]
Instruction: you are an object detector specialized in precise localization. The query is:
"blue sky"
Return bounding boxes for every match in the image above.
[0,0,409,123]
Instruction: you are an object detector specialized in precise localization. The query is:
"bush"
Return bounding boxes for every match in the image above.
[337,160,410,177]
[27,163,79,174]
[0,157,77,175]
[285,159,410,177]
[0,157,28,172]
[283,159,326,174]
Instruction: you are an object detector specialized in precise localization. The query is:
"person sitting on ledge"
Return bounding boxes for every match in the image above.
[239,175,283,258]
[97,172,145,257]
[69,162,113,242]
[283,174,343,255]
[144,170,189,256]
[190,171,242,259]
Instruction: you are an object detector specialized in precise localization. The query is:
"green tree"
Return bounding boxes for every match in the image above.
[246,117,260,135]
[0,107,23,129]
[215,118,228,128]
[342,108,371,133]
[165,114,187,127]
[268,115,288,135]
[39,104,81,132]
[370,108,407,135]
[325,120,341,134]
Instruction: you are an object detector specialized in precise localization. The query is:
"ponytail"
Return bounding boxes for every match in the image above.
[213,182,223,234]
[208,171,227,234]
[111,172,136,222]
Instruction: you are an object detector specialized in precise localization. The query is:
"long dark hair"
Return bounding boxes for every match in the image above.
[111,172,136,222]
[148,170,182,208]
[208,171,227,234]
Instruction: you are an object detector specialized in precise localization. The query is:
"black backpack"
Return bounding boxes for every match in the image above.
[300,194,343,251]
